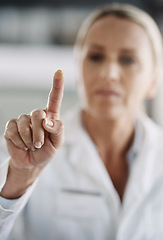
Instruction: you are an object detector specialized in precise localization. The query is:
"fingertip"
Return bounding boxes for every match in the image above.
[43,118,64,135]
[54,70,63,80]
[44,118,54,128]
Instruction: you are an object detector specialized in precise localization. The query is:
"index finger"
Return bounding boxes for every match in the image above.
[46,70,64,120]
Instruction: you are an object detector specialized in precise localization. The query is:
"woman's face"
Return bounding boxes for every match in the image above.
[78,15,156,120]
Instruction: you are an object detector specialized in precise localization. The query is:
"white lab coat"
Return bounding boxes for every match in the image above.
[1,107,163,240]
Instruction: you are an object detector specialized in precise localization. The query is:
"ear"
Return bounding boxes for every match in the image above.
[146,70,161,99]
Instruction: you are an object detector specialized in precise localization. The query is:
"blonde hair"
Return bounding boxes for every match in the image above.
[74,3,163,71]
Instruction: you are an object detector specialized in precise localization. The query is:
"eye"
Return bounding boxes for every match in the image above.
[88,54,104,62]
[119,56,135,65]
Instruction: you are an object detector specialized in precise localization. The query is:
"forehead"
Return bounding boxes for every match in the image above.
[83,15,151,51]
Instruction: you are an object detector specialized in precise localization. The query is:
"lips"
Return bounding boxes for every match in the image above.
[95,89,121,97]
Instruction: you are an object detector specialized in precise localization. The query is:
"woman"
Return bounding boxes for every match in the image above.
[0,3,163,240]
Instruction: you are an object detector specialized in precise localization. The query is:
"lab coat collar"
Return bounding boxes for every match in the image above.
[64,108,163,210]
[120,113,163,220]
[117,115,163,237]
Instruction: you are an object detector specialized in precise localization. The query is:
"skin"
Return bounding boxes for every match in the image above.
[0,70,64,199]
[78,16,157,200]
[0,16,158,201]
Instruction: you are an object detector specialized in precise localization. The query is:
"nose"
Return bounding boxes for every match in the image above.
[101,61,120,82]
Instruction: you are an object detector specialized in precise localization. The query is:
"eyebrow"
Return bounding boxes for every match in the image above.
[120,49,137,54]
[87,44,137,53]
[87,44,104,51]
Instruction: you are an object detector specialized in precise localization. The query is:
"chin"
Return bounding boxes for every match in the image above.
[89,105,124,121]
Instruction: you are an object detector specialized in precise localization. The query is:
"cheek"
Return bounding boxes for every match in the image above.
[123,73,151,106]
[78,60,94,104]
[82,61,96,89]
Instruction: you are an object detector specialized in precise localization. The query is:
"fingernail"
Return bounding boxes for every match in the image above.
[24,146,28,151]
[54,70,63,79]
[45,118,54,127]
[31,146,36,152]
[34,142,42,149]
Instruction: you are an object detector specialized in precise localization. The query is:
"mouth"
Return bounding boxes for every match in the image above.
[94,89,121,98]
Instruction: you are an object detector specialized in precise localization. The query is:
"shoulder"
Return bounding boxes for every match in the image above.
[139,113,163,143]
[138,113,163,172]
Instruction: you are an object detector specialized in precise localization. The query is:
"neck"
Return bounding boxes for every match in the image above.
[82,110,135,161]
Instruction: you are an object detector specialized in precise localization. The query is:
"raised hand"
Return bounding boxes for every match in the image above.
[1,70,64,198]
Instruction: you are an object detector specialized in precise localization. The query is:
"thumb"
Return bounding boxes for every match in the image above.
[43,118,64,149]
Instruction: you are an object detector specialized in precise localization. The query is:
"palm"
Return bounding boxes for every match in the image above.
[6,134,56,170]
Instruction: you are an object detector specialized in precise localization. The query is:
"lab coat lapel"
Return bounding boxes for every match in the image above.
[122,115,163,211]
[64,108,121,210]
[117,115,163,238]
[68,132,121,216]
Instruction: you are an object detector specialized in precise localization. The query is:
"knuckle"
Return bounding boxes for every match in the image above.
[54,121,64,135]
[8,129,18,140]
[18,126,30,135]
[4,119,17,138]
[31,109,45,119]
[18,114,29,120]
[5,119,16,129]
[4,130,8,139]
[50,96,59,105]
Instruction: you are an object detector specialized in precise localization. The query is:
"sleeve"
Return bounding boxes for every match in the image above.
[0,137,37,240]
[0,181,37,240]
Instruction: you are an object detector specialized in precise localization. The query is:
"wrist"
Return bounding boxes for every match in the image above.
[0,160,43,199]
